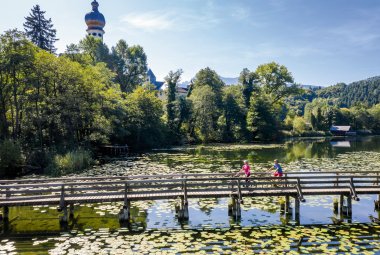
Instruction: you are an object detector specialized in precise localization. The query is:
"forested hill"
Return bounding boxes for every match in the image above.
[317,76,380,107]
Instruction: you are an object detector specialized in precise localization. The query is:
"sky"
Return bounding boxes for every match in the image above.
[1,0,380,86]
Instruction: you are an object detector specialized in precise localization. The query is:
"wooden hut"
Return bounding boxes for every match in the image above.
[330,126,355,136]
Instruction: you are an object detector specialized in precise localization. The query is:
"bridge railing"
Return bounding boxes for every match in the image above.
[0,172,379,207]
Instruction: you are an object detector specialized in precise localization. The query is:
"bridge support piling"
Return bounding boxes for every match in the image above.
[339,195,344,215]
[60,206,68,224]
[375,194,380,210]
[177,198,189,221]
[333,198,339,214]
[119,201,130,222]
[229,197,241,220]
[347,196,352,216]
[119,183,130,222]
[2,206,9,222]
[69,204,74,219]
[294,197,300,223]
[285,196,290,214]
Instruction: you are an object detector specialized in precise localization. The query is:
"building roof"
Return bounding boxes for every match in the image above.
[85,0,106,31]
[330,126,351,132]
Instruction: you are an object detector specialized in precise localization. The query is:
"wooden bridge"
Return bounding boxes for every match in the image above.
[1,171,380,224]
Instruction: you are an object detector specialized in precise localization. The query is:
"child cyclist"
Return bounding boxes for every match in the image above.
[235,160,251,183]
[269,159,283,177]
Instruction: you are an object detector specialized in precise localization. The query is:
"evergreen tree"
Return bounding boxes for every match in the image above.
[23,5,58,53]
[238,68,257,108]
[164,69,183,135]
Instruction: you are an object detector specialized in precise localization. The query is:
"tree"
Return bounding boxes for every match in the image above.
[111,40,148,92]
[221,85,247,141]
[79,35,109,65]
[0,29,36,140]
[189,86,220,142]
[23,5,58,53]
[247,95,277,140]
[192,67,225,107]
[255,62,300,105]
[238,68,257,108]
[292,116,307,133]
[164,69,183,136]
[124,87,165,149]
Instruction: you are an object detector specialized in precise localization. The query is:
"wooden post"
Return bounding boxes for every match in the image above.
[284,173,288,188]
[59,185,65,209]
[233,197,241,220]
[228,198,233,216]
[61,206,68,223]
[69,185,74,219]
[339,194,344,215]
[180,197,189,220]
[347,195,352,216]
[58,184,68,224]
[333,198,339,214]
[285,196,290,214]
[3,188,10,222]
[69,204,74,219]
[3,206,9,222]
[294,197,300,223]
[119,183,130,222]
[375,194,380,210]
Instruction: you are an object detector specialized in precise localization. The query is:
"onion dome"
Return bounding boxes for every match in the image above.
[85,0,106,33]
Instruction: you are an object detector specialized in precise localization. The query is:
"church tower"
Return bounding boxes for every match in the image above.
[85,0,106,40]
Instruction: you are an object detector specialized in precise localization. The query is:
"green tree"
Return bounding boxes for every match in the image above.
[189,86,220,142]
[247,95,277,140]
[23,5,58,53]
[79,35,109,65]
[255,62,300,105]
[238,68,257,108]
[292,116,307,133]
[164,69,183,136]
[124,87,165,149]
[111,40,148,92]
[221,85,247,141]
[192,67,225,107]
[0,29,36,140]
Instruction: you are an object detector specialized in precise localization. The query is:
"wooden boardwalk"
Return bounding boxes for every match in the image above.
[1,171,380,222]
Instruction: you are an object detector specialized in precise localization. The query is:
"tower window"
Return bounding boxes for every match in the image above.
[98,33,102,37]
[92,33,96,36]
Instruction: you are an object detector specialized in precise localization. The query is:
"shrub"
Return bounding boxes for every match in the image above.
[46,149,94,176]
[0,140,24,177]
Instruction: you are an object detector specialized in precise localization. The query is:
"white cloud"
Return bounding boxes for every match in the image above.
[121,12,174,31]
[120,9,221,32]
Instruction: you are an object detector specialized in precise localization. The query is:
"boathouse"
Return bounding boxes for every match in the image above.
[330,126,355,136]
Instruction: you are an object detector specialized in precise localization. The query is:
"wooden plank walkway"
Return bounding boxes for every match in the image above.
[0,171,379,222]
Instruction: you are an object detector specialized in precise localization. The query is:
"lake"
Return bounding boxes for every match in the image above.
[1,136,380,254]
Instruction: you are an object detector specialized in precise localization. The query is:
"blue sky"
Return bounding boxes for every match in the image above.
[1,0,380,86]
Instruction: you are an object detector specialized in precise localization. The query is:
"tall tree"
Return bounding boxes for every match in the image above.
[79,35,109,65]
[23,5,58,53]
[111,40,148,92]
[247,95,277,140]
[0,29,36,139]
[164,69,183,134]
[192,67,225,107]
[189,86,220,142]
[255,62,300,105]
[238,68,257,108]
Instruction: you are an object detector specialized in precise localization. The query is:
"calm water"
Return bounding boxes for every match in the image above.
[1,136,380,254]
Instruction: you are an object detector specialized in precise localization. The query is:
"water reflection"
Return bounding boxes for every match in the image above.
[2,136,380,253]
